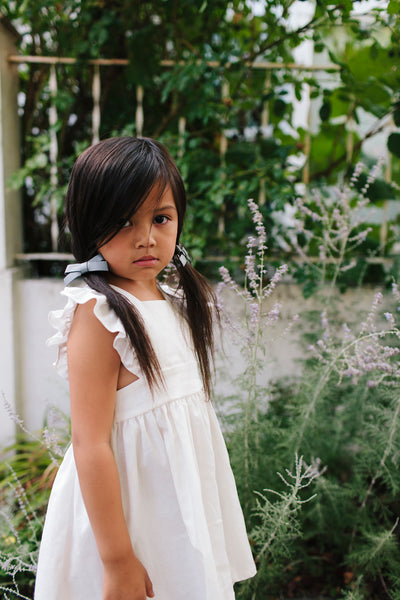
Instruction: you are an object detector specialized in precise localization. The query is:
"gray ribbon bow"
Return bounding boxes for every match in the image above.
[173,244,191,267]
[64,254,109,286]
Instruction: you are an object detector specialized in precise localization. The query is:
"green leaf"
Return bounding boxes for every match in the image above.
[369,44,379,60]
[273,98,287,118]
[387,0,400,14]
[388,132,400,158]
[393,103,400,127]
[319,101,331,122]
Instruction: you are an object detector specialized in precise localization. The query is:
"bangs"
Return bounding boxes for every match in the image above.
[100,177,172,249]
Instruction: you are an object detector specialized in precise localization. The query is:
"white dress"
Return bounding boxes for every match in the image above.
[34,283,256,600]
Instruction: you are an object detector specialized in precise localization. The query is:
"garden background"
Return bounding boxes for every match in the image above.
[0,1,400,598]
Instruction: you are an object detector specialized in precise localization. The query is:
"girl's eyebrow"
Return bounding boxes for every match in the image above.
[155,204,177,212]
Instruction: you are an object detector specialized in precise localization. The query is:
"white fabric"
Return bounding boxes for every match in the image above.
[35,283,256,600]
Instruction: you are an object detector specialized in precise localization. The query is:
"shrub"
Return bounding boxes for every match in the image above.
[0,405,68,599]
[216,192,400,598]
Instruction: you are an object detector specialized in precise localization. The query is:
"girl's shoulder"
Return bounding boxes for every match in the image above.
[47,282,137,380]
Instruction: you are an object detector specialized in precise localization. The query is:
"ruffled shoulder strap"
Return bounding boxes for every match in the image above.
[47,283,139,380]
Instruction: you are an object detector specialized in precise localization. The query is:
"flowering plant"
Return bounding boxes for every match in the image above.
[216,193,400,599]
[289,159,398,296]
[0,405,68,599]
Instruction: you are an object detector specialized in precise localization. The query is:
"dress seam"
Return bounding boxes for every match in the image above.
[113,389,207,424]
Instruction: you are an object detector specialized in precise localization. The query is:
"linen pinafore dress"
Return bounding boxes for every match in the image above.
[34,283,256,600]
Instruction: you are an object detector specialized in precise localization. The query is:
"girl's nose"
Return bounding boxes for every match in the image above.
[134,223,155,248]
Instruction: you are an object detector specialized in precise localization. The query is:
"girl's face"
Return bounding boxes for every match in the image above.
[99,185,178,297]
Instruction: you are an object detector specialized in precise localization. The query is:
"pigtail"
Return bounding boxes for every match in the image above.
[82,273,164,391]
[64,136,217,396]
[172,262,219,399]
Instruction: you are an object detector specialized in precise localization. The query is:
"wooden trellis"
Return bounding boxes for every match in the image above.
[8,54,394,258]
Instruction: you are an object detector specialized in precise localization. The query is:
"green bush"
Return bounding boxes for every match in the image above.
[0,409,68,599]
[3,1,400,280]
[216,193,400,599]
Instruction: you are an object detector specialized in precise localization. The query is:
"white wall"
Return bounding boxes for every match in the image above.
[0,268,24,443]
[0,278,69,444]
[0,277,381,446]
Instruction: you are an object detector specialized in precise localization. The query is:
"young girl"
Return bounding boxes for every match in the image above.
[34,136,256,600]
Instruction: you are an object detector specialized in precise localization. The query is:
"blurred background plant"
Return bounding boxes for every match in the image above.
[215,190,400,599]
[288,158,400,297]
[1,0,399,281]
[0,406,69,599]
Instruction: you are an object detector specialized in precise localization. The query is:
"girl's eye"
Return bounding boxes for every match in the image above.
[154,215,169,225]
[122,219,132,228]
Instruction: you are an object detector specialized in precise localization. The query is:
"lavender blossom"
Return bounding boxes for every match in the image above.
[289,164,381,293]
[320,311,330,340]
[340,259,357,272]
[267,303,281,324]
[247,198,267,251]
[360,291,383,334]
[244,253,259,291]
[43,428,64,465]
[219,266,241,295]
[1,395,24,430]
[342,323,355,343]
[263,264,288,299]
[349,161,365,187]
[384,312,395,328]
[392,282,400,307]
[248,301,261,333]
[217,198,291,372]
[360,156,385,196]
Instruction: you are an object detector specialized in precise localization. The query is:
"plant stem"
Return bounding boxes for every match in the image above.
[294,330,398,455]
[349,395,400,549]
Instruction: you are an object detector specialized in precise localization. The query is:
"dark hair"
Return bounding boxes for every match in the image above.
[65,136,217,397]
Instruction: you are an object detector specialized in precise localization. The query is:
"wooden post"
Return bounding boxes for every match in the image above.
[136,84,144,137]
[0,17,25,443]
[302,87,311,186]
[178,116,186,158]
[92,63,101,144]
[219,79,229,237]
[259,71,271,206]
[49,64,59,252]
[381,116,394,254]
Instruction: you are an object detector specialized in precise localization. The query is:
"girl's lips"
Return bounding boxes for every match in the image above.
[134,256,159,266]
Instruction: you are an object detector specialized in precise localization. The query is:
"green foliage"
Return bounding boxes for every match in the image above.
[216,197,400,599]
[2,1,399,280]
[388,133,400,158]
[285,160,399,297]
[0,409,69,598]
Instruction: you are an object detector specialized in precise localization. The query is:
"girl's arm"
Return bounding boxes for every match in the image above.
[67,300,154,600]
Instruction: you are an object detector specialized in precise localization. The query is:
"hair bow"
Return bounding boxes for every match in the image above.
[173,244,191,267]
[64,254,109,286]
